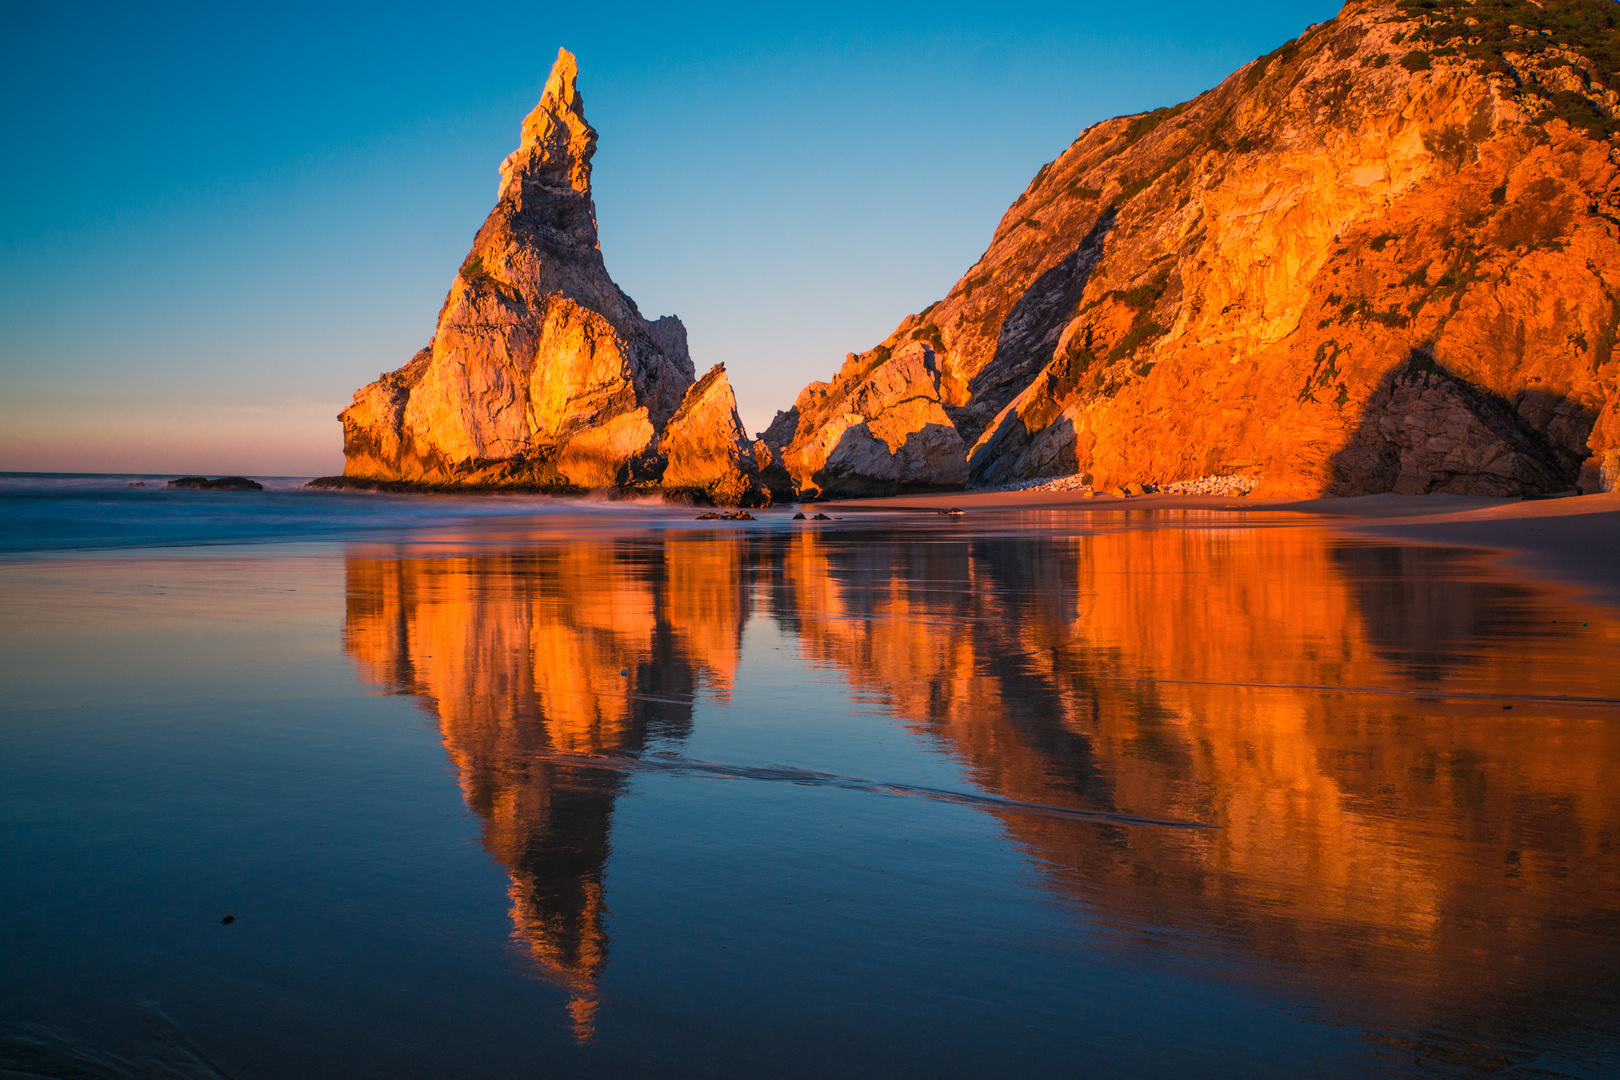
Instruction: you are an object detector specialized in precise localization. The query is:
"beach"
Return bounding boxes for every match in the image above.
[3,479,1619,1077]
[828,489,1620,607]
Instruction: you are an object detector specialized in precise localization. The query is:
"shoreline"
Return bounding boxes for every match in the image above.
[823,488,1620,609]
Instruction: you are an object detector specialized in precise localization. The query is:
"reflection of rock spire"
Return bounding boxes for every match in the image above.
[342,538,751,1041]
[345,527,1620,1054]
[496,764,618,1042]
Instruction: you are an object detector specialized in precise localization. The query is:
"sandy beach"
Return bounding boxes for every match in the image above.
[825,489,1620,608]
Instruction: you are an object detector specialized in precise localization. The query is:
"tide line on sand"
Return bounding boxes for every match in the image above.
[519,748,1215,830]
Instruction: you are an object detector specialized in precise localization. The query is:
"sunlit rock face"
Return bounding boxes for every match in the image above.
[659,364,768,506]
[774,0,1620,497]
[338,50,707,491]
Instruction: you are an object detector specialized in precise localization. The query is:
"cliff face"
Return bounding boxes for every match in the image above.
[771,0,1620,498]
[337,50,762,501]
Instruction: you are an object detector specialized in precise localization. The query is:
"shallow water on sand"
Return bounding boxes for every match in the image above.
[3,484,1618,1078]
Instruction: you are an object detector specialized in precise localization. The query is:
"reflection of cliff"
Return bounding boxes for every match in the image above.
[344,522,1620,1055]
[343,536,752,1040]
[771,523,1620,1043]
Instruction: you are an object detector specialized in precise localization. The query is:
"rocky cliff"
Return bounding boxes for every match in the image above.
[333,49,763,502]
[769,0,1620,498]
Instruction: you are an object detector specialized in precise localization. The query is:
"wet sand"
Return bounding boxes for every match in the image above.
[6,481,1620,1076]
[824,489,1620,607]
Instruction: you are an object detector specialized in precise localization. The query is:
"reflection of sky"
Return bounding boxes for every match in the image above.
[0,1,1339,473]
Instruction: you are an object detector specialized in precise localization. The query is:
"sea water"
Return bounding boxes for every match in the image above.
[2,475,1618,1078]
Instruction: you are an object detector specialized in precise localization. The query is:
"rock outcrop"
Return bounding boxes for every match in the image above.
[658,364,767,505]
[167,476,264,491]
[334,49,757,497]
[771,0,1620,498]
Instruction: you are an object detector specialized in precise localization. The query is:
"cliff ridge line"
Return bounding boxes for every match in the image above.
[767,0,1620,499]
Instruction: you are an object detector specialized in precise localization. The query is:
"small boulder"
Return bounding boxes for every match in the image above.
[168,476,264,491]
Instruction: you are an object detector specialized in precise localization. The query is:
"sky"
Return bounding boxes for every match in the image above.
[0,0,1341,476]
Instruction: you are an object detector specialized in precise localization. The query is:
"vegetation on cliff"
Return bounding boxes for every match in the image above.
[767,0,1620,498]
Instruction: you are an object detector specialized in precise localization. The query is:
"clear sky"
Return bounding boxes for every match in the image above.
[0,0,1340,476]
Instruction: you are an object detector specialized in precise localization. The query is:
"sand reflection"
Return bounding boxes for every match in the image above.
[344,523,1620,1054]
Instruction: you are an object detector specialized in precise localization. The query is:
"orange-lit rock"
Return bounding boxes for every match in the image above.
[777,0,1620,498]
[766,343,969,499]
[336,50,724,492]
[659,364,767,506]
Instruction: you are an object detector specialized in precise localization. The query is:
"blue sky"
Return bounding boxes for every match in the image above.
[0,0,1339,475]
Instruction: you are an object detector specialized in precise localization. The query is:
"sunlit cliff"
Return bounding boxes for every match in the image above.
[766,0,1620,498]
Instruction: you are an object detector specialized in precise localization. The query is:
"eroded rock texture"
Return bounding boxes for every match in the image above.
[774,0,1620,498]
[338,50,728,491]
[660,364,767,506]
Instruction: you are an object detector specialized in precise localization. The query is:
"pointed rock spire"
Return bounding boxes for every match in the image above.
[537,47,584,121]
[500,47,598,202]
[334,49,707,493]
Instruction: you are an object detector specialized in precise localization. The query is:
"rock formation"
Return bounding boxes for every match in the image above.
[770,0,1620,498]
[658,363,766,504]
[167,476,264,491]
[331,49,761,501]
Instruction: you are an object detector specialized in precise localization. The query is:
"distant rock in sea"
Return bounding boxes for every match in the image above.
[766,0,1620,498]
[167,476,264,491]
[331,49,762,504]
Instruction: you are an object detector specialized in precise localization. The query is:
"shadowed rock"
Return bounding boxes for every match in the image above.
[167,476,263,491]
